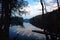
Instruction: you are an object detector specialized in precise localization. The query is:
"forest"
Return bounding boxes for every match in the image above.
[0,0,60,40]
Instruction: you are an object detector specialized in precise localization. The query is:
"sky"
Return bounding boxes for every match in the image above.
[11,0,60,19]
[22,0,60,19]
[22,0,42,19]
[0,0,60,19]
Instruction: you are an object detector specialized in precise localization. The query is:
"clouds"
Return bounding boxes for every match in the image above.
[22,0,58,19]
[46,3,58,12]
[28,3,42,15]
[46,0,54,3]
[45,0,58,12]
[45,0,56,4]
[13,0,59,19]
[22,2,42,19]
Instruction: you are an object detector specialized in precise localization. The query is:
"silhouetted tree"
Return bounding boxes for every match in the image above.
[40,0,49,40]
[57,0,59,9]
[1,0,28,40]
[12,0,28,16]
[44,0,47,13]
[40,0,44,15]
[30,8,60,40]
[11,0,28,27]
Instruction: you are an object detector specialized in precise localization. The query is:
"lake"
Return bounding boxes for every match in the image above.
[9,22,46,40]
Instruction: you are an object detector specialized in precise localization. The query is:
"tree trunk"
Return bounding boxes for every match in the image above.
[40,0,49,40]
[57,0,59,9]
[0,0,17,40]
[1,0,10,40]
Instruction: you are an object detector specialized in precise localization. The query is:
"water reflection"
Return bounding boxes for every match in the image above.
[9,22,46,40]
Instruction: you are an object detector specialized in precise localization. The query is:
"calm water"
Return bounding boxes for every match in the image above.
[9,22,46,40]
